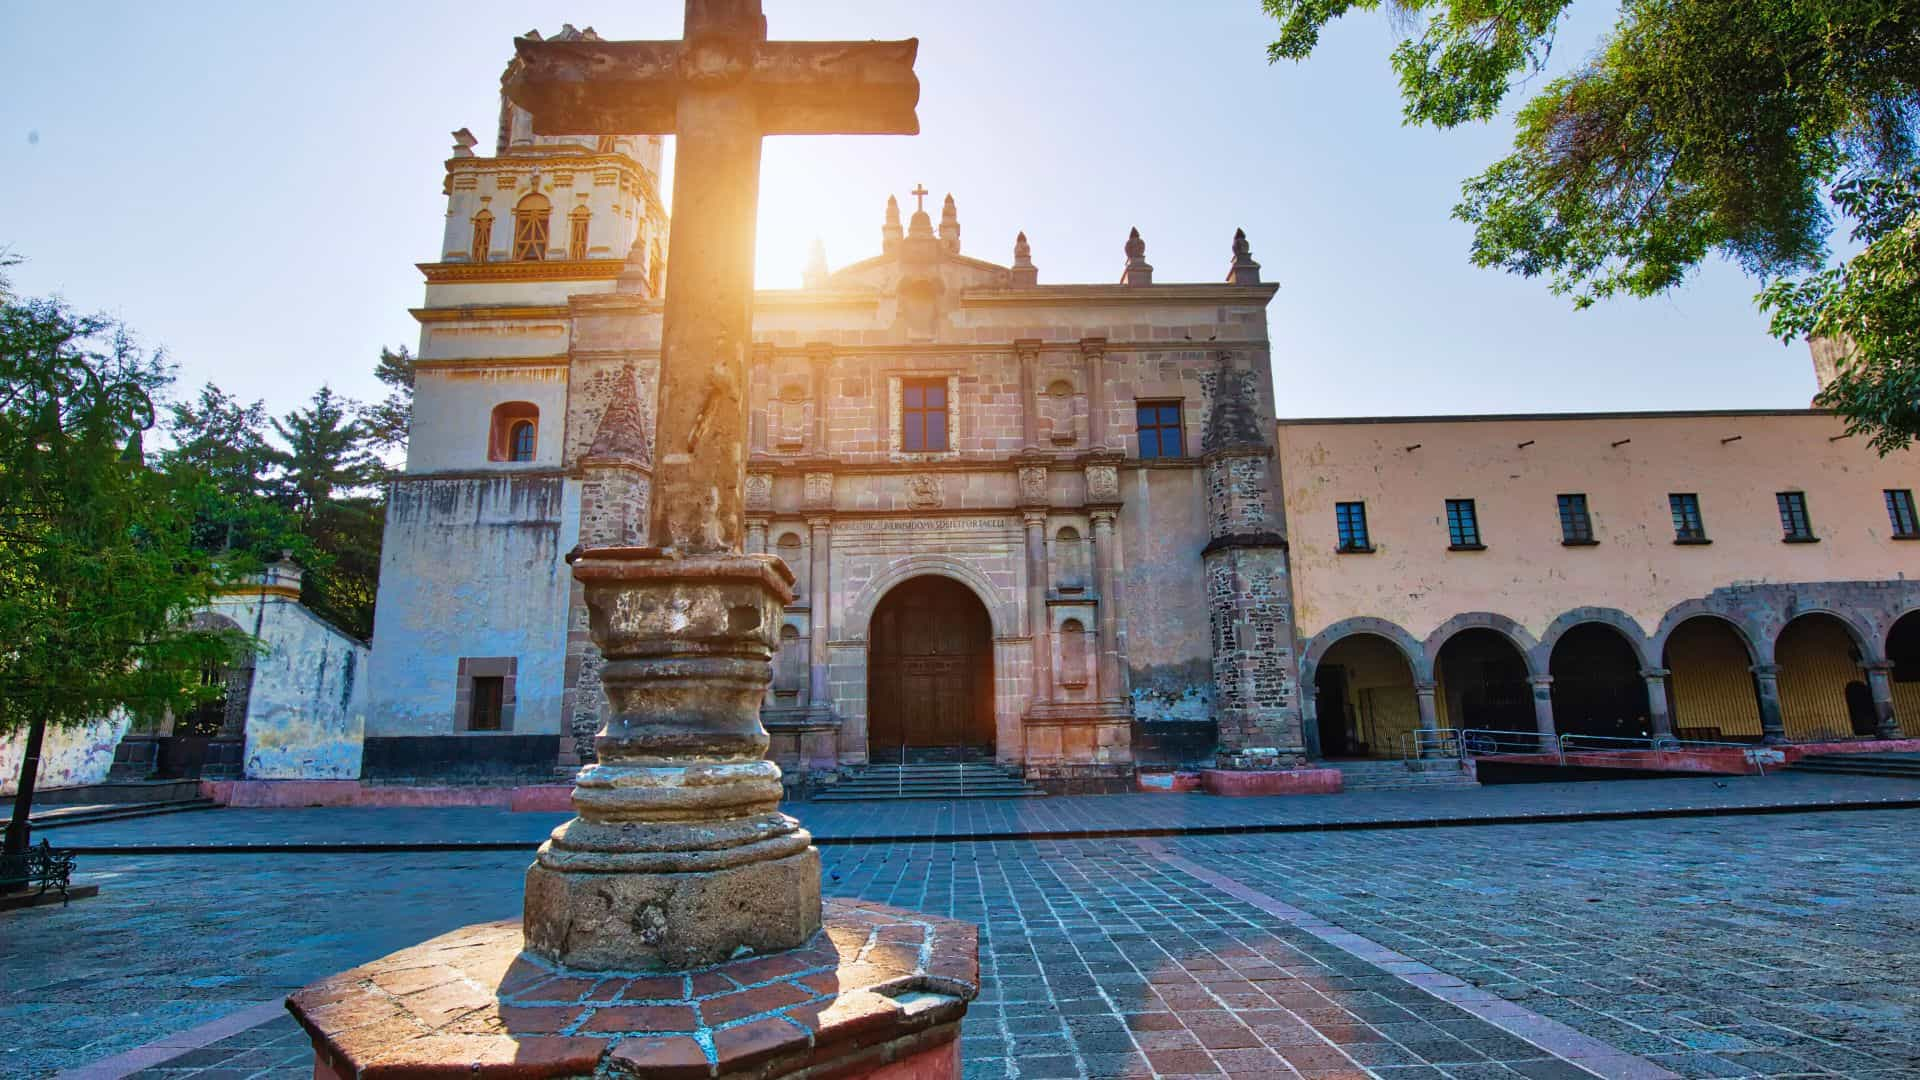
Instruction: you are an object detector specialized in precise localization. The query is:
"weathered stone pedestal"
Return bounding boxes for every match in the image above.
[288,898,977,1079]
[524,548,821,971]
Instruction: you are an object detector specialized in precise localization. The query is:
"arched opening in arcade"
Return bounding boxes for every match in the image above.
[156,612,256,778]
[1435,629,1532,736]
[1889,611,1920,737]
[1776,613,1875,740]
[867,575,994,762]
[1311,633,1419,759]
[1662,616,1763,742]
[1548,623,1651,740]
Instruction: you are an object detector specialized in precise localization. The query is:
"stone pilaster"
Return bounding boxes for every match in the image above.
[807,515,833,716]
[1090,508,1130,704]
[1017,338,1041,450]
[1082,337,1109,449]
[1022,507,1053,708]
[1414,681,1440,756]
[1641,667,1675,743]
[807,341,832,453]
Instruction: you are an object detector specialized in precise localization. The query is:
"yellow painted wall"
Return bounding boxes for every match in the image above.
[1894,681,1920,736]
[1317,634,1419,757]
[1663,618,1763,740]
[1279,411,1920,643]
[1775,615,1867,740]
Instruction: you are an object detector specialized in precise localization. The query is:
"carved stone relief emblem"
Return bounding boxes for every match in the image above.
[1018,465,1048,506]
[803,472,834,509]
[744,473,773,512]
[905,473,944,509]
[1085,464,1119,501]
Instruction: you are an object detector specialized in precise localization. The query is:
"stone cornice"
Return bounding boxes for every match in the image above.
[415,354,571,371]
[419,259,625,284]
[960,283,1279,308]
[411,304,572,324]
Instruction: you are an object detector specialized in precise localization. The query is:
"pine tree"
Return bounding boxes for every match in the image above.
[361,345,416,457]
[272,387,383,638]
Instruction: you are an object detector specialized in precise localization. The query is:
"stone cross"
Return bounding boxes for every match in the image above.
[503,2,920,971]
[911,182,930,213]
[505,0,919,554]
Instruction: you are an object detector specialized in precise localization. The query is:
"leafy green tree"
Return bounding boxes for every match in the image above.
[1262,0,1920,447]
[0,278,244,857]
[161,382,308,562]
[361,345,416,457]
[272,386,383,638]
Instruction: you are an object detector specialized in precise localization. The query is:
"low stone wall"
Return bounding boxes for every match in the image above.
[200,779,574,811]
[1200,767,1342,797]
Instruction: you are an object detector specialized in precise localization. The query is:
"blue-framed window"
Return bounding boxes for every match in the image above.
[1557,493,1594,544]
[1670,493,1707,542]
[1335,501,1371,552]
[1777,491,1815,541]
[1136,400,1184,459]
[1445,499,1482,549]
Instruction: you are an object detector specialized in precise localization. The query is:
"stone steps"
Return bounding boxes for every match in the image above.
[31,797,220,829]
[813,762,1046,801]
[1329,759,1479,792]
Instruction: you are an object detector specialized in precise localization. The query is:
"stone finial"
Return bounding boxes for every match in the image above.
[1121,226,1153,286]
[451,127,477,158]
[1010,231,1037,287]
[1201,350,1268,455]
[586,366,653,465]
[939,192,960,253]
[882,194,903,253]
[802,237,829,289]
[1227,227,1262,285]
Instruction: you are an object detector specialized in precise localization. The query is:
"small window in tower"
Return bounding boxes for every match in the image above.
[1136,400,1184,459]
[509,420,536,462]
[901,378,948,451]
[488,402,539,462]
[568,208,591,260]
[471,211,493,263]
[513,192,552,261]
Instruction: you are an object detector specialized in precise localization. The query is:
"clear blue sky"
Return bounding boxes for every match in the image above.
[0,1,1821,422]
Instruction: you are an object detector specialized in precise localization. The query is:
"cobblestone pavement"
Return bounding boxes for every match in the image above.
[10,808,1919,1079]
[39,772,1920,850]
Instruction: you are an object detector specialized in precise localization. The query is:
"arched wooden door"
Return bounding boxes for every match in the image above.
[868,576,993,758]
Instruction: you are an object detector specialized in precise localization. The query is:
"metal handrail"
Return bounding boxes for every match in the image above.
[1554,732,1774,775]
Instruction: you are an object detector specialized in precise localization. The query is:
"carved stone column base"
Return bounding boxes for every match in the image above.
[524,846,821,971]
[525,546,817,971]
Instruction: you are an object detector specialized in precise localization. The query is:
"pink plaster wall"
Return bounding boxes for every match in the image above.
[1279,412,1920,641]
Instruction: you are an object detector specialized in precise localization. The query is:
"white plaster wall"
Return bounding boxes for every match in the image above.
[0,713,129,795]
[366,475,576,737]
[201,595,369,780]
[408,366,569,474]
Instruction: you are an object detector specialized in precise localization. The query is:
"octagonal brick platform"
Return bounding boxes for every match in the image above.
[287,898,978,1079]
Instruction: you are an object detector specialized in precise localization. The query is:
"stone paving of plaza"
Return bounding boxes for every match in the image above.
[38,772,1920,850]
[6,779,1920,1079]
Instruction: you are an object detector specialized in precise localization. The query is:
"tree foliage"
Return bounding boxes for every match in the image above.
[361,345,416,457]
[0,276,246,849]
[1263,0,1920,447]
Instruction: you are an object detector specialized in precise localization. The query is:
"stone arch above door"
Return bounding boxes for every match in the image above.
[843,555,1019,643]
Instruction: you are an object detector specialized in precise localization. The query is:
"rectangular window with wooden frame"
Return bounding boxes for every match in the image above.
[900,378,948,452]
[1886,489,1917,539]
[456,656,516,732]
[1669,493,1708,543]
[470,212,493,264]
[1136,400,1185,459]
[469,677,505,731]
[1445,499,1483,549]
[1557,493,1595,545]
[1335,501,1371,552]
[1776,491,1816,542]
[568,209,590,260]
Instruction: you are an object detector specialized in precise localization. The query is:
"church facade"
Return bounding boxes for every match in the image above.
[347,33,1920,790]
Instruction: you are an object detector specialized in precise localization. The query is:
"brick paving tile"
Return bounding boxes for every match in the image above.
[14,805,1920,1079]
